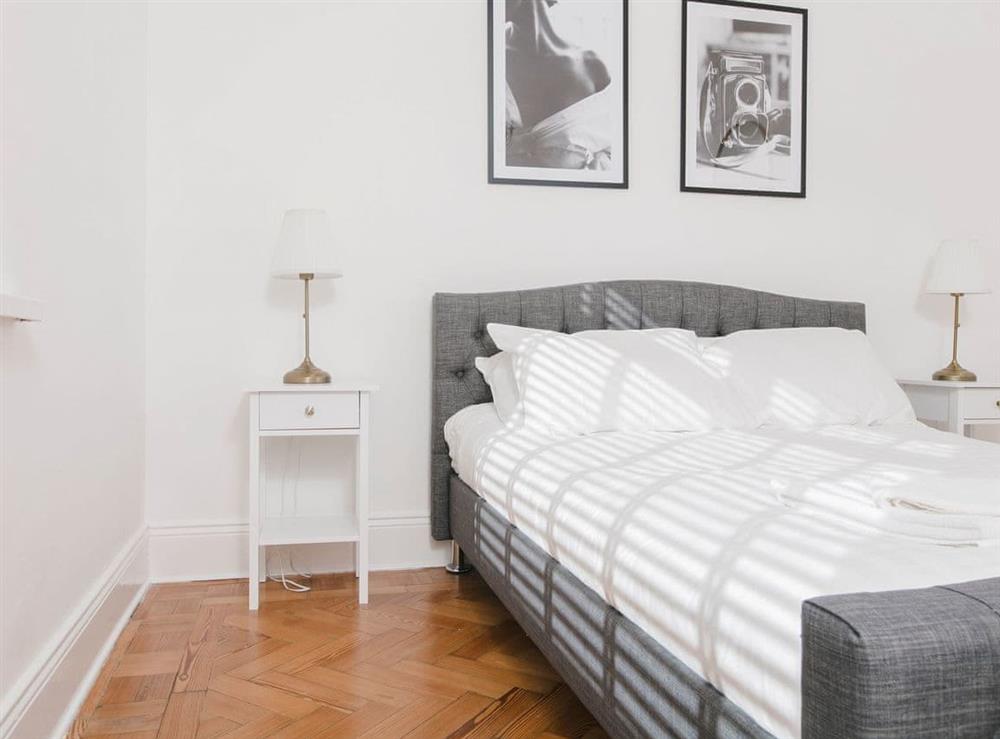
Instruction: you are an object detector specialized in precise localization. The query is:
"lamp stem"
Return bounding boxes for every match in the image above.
[281,272,329,384]
[932,291,975,382]
[950,292,961,365]
[303,273,312,361]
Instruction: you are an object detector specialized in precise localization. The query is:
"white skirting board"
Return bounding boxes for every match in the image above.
[1,529,148,739]
[148,512,450,582]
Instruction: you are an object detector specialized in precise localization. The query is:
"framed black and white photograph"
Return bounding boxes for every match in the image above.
[681,0,806,197]
[488,0,628,188]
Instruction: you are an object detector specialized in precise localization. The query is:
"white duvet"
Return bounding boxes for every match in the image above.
[445,404,1000,739]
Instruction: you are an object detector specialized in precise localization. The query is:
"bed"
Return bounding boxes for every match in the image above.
[430,281,1000,739]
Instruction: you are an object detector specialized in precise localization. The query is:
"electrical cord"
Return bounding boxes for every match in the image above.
[265,438,312,592]
[266,548,312,592]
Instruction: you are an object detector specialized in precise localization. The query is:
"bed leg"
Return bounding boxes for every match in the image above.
[445,540,472,574]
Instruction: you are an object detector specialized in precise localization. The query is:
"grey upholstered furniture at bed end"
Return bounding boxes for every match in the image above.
[803,580,1000,738]
[431,281,1000,739]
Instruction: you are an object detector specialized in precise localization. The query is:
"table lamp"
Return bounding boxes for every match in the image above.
[271,209,341,384]
[925,239,991,382]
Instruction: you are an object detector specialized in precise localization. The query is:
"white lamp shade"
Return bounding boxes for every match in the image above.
[925,239,991,295]
[270,209,342,279]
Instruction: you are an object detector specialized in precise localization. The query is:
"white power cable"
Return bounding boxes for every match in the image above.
[265,438,311,592]
[267,548,311,592]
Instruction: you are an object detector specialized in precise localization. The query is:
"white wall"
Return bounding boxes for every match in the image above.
[144,0,1000,578]
[0,2,148,736]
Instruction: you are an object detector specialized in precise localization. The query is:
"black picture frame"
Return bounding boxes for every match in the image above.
[680,0,807,197]
[488,0,629,189]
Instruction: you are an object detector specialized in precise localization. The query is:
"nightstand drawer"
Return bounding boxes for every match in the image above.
[259,391,359,430]
[964,389,1000,420]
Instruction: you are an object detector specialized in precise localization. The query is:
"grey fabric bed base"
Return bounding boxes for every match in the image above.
[451,476,1000,739]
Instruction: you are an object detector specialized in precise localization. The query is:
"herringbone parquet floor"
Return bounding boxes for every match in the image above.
[68,568,608,738]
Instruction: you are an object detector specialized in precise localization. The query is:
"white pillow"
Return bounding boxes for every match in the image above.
[474,352,520,424]
[486,323,752,434]
[702,327,915,428]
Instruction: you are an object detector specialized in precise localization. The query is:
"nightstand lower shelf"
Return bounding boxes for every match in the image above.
[260,515,360,546]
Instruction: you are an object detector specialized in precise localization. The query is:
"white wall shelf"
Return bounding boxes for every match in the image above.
[0,293,43,322]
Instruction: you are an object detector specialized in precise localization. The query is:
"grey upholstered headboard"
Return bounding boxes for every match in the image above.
[430,280,866,540]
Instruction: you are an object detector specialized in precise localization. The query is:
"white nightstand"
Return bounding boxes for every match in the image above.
[897,379,1000,436]
[247,382,377,609]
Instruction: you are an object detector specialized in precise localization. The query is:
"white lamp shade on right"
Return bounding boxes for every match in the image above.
[271,209,342,280]
[925,239,991,295]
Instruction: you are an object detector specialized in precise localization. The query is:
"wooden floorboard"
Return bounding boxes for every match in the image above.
[70,569,608,738]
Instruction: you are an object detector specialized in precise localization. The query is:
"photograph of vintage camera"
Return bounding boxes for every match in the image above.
[681,0,805,197]
[700,50,786,159]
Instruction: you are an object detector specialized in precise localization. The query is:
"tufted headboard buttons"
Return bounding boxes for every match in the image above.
[429,280,866,540]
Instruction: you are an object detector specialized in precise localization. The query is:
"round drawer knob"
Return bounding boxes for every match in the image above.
[304,405,316,417]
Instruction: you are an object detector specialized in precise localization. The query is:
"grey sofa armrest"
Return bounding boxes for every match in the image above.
[802,578,1000,739]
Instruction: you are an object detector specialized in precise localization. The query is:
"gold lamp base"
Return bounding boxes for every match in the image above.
[931,292,977,382]
[283,357,331,384]
[932,361,976,382]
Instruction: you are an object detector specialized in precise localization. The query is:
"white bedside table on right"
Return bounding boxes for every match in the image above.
[897,379,1000,437]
